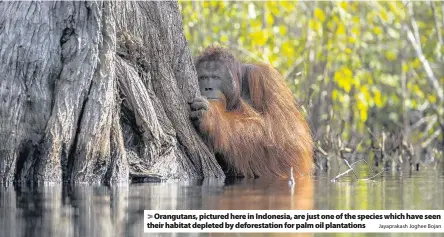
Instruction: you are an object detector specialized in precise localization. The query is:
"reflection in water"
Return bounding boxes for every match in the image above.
[205,176,314,210]
[0,168,443,237]
[206,177,314,237]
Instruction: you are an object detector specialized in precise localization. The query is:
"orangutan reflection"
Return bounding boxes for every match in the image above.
[205,176,314,237]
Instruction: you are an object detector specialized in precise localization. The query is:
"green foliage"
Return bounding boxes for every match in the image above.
[179,1,444,156]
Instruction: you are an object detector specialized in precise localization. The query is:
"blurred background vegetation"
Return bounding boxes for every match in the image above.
[179,1,444,173]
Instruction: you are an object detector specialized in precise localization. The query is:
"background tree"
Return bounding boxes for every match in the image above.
[0,1,224,184]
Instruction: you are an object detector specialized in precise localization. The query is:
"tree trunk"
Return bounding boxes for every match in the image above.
[0,1,224,184]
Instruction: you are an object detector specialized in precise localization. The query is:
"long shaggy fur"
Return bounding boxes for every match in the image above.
[197,47,313,178]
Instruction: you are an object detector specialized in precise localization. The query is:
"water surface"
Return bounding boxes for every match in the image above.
[1,167,443,237]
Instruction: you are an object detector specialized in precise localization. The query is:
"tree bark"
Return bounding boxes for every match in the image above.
[0,1,224,184]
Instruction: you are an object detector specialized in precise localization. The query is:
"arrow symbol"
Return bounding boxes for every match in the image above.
[147,214,153,219]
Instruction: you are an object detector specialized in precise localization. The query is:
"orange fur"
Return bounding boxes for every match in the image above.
[199,62,313,178]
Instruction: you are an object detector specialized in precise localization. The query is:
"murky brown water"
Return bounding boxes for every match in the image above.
[1,167,443,237]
